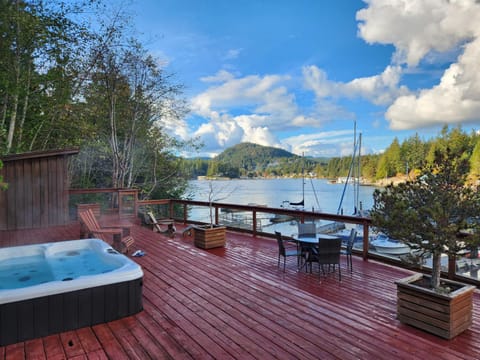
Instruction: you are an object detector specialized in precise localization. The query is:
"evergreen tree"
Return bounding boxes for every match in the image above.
[469,137,480,183]
[400,133,427,173]
[361,154,378,180]
[376,138,402,179]
[206,161,219,177]
[371,147,480,290]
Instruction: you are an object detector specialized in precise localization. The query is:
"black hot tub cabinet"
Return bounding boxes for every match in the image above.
[0,239,144,346]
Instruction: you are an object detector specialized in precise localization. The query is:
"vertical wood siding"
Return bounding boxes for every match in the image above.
[0,149,78,230]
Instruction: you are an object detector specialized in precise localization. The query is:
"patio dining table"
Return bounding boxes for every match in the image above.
[295,234,341,272]
[296,233,340,243]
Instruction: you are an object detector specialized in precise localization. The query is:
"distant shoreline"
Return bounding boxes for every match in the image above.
[196,174,408,187]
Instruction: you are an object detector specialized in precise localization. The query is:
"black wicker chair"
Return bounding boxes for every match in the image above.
[275,231,301,272]
[309,237,342,281]
[341,229,357,272]
[297,222,316,237]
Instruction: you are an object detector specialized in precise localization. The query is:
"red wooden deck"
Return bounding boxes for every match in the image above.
[1,222,480,359]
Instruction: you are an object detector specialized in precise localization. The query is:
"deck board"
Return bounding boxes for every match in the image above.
[1,222,480,359]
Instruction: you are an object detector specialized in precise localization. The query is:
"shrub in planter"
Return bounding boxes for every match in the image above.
[370,148,480,338]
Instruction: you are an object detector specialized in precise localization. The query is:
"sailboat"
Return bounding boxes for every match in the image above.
[330,123,366,242]
[269,199,303,223]
[337,123,362,216]
[270,154,308,223]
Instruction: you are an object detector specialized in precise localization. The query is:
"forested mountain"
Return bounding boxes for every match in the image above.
[181,127,480,184]
[181,142,327,179]
[215,142,297,169]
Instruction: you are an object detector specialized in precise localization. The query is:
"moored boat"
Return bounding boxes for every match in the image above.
[371,234,411,255]
[333,226,363,244]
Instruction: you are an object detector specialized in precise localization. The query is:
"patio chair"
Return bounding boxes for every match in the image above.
[275,231,301,272]
[147,211,176,238]
[139,211,153,227]
[78,208,135,254]
[296,222,316,270]
[309,237,342,281]
[297,222,316,237]
[341,228,357,272]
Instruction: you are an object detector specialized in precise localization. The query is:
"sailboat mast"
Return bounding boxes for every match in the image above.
[287,153,305,208]
[302,152,305,205]
[353,121,358,214]
[336,122,359,215]
[355,133,362,214]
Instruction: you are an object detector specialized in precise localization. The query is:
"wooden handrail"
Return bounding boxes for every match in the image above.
[168,199,372,259]
[69,188,480,287]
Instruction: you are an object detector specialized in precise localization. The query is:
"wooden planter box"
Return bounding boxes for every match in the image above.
[194,225,226,249]
[396,273,475,339]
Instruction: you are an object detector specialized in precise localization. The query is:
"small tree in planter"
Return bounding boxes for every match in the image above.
[194,181,234,249]
[206,181,219,228]
[204,181,236,227]
[370,148,480,338]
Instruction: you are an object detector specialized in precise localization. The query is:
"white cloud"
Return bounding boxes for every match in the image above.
[344,66,410,105]
[192,72,291,118]
[303,65,408,106]
[283,130,355,157]
[189,68,384,156]
[302,66,330,97]
[200,70,235,83]
[195,112,244,149]
[387,39,480,129]
[358,0,480,129]
[223,48,243,60]
[357,0,478,67]
[158,116,190,140]
[153,99,191,140]
[190,70,320,155]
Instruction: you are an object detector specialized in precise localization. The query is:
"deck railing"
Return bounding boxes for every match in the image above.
[167,199,372,257]
[69,188,480,287]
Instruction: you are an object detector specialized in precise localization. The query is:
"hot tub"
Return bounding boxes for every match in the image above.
[0,239,143,346]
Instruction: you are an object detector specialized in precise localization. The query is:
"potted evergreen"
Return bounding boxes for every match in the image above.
[370,148,480,339]
[193,181,228,249]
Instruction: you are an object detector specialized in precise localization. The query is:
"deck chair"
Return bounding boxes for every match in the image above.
[78,208,135,254]
[275,231,301,272]
[298,222,316,237]
[309,238,342,281]
[297,222,316,267]
[147,212,176,238]
[182,224,201,237]
[341,229,357,272]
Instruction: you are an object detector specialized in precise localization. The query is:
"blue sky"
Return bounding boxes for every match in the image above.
[129,0,480,158]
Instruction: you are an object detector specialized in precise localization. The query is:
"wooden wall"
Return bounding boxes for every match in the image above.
[0,149,79,230]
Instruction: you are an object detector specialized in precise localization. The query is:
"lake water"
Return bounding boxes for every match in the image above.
[189,178,376,214]
[187,178,377,237]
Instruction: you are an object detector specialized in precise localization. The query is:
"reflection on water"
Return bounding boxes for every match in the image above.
[189,178,375,214]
